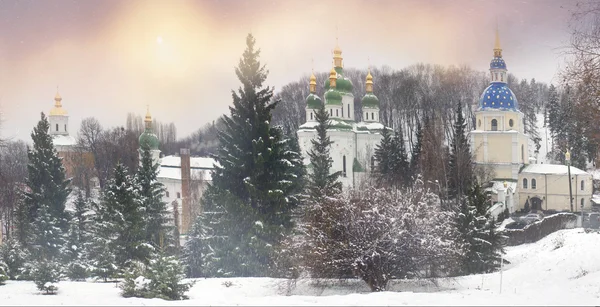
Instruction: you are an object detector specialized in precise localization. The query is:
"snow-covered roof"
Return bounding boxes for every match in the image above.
[160,155,218,169]
[298,120,390,133]
[520,164,589,176]
[52,135,77,146]
[158,167,211,181]
[488,180,517,194]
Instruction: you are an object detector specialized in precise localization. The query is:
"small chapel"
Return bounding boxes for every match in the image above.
[297,42,390,188]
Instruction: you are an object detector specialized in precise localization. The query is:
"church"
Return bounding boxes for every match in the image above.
[297,42,389,188]
[471,30,593,214]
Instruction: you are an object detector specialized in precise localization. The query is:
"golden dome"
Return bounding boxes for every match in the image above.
[329,67,337,79]
[310,72,317,84]
[366,69,373,84]
[309,71,317,93]
[49,91,67,116]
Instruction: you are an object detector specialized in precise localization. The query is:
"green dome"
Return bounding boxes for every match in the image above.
[324,89,343,105]
[139,129,160,150]
[324,67,354,93]
[305,93,322,109]
[361,93,380,109]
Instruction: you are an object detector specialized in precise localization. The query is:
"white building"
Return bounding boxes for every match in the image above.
[48,91,77,152]
[297,43,388,188]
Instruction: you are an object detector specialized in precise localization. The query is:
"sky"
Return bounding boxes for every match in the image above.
[0,0,580,142]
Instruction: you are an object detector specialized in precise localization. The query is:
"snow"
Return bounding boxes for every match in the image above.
[157,156,217,181]
[535,113,552,164]
[2,229,600,305]
[160,156,218,169]
[520,164,588,175]
[157,167,210,181]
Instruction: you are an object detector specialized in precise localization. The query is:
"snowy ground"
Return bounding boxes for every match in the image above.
[1,229,599,306]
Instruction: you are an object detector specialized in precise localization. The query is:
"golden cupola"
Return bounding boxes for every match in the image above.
[144,106,153,129]
[366,69,374,93]
[329,66,337,88]
[49,91,68,116]
[333,41,343,68]
[309,71,317,93]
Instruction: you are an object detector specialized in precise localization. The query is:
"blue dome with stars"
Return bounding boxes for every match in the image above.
[479,82,518,110]
[490,57,507,69]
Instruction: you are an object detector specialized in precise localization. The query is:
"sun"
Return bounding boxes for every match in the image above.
[156,36,163,44]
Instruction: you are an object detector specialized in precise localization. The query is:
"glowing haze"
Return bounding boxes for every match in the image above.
[0,0,576,142]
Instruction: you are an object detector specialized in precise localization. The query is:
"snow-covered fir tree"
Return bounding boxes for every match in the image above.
[456,183,505,275]
[198,33,304,277]
[0,261,7,285]
[391,124,410,188]
[409,121,423,179]
[373,127,395,187]
[137,144,172,251]
[21,112,71,243]
[31,258,60,294]
[65,190,92,280]
[305,102,342,200]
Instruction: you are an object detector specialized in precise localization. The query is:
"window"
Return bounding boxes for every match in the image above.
[521,145,524,162]
[581,198,585,209]
[509,119,514,127]
[341,105,344,117]
[501,74,504,82]
[371,112,374,120]
[531,179,536,189]
[336,109,339,117]
[330,109,332,116]
[523,178,528,189]
[348,104,350,118]
[177,192,181,199]
[366,113,368,120]
[478,119,481,127]
[56,124,59,132]
[343,155,347,177]
[64,124,67,131]
[581,180,585,191]
[491,119,498,131]
[166,191,170,198]
[310,112,313,120]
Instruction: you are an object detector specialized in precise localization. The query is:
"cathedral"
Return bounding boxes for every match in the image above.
[297,42,388,188]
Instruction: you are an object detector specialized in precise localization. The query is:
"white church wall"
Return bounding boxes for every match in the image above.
[49,115,69,136]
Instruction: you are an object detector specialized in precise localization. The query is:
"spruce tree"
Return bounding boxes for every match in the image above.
[306,102,342,200]
[65,191,92,280]
[547,84,560,139]
[23,113,71,236]
[137,145,172,251]
[409,121,423,179]
[391,124,410,188]
[200,33,304,276]
[447,102,473,200]
[373,127,394,187]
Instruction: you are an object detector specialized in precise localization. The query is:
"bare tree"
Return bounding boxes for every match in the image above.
[0,140,28,240]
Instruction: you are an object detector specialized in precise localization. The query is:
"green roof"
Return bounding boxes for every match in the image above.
[324,67,354,93]
[139,129,159,150]
[305,93,322,109]
[361,93,380,108]
[353,158,365,172]
[324,89,343,105]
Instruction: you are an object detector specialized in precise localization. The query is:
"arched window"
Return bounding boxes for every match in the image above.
[343,155,347,177]
[531,179,537,189]
[501,74,504,82]
[366,113,368,120]
[521,145,524,162]
[523,178,528,189]
[495,73,498,81]
[165,191,170,198]
[581,198,585,209]
[56,124,59,132]
[491,119,498,131]
[348,104,350,118]
[581,180,585,191]
[330,109,332,116]
[509,119,514,127]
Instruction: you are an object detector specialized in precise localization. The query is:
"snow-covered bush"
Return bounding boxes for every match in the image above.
[0,239,29,280]
[31,259,61,294]
[0,261,8,285]
[120,253,193,300]
[66,260,89,281]
[297,178,463,291]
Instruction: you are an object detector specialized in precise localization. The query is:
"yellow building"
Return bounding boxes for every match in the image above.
[470,29,529,181]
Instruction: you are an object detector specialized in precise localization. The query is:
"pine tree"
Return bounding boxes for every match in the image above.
[0,239,28,280]
[181,214,208,278]
[409,121,423,179]
[447,102,473,200]
[137,145,172,251]
[30,204,67,262]
[31,258,60,294]
[200,33,304,276]
[0,260,7,285]
[88,198,119,282]
[23,113,71,237]
[373,127,394,187]
[306,102,342,200]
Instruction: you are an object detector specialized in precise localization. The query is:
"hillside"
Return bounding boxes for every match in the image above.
[1,229,599,305]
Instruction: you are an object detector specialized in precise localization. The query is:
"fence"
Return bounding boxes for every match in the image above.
[502,212,578,246]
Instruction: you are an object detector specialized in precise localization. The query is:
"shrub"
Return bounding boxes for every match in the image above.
[120,253,194,300]
[31,259,61,294]
[66,260,89,281]
[0,261,8,285]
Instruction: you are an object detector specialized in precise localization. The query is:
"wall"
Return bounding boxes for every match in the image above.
[517,173,593,212]
[49,115,69,136]
[503,213,578,246]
